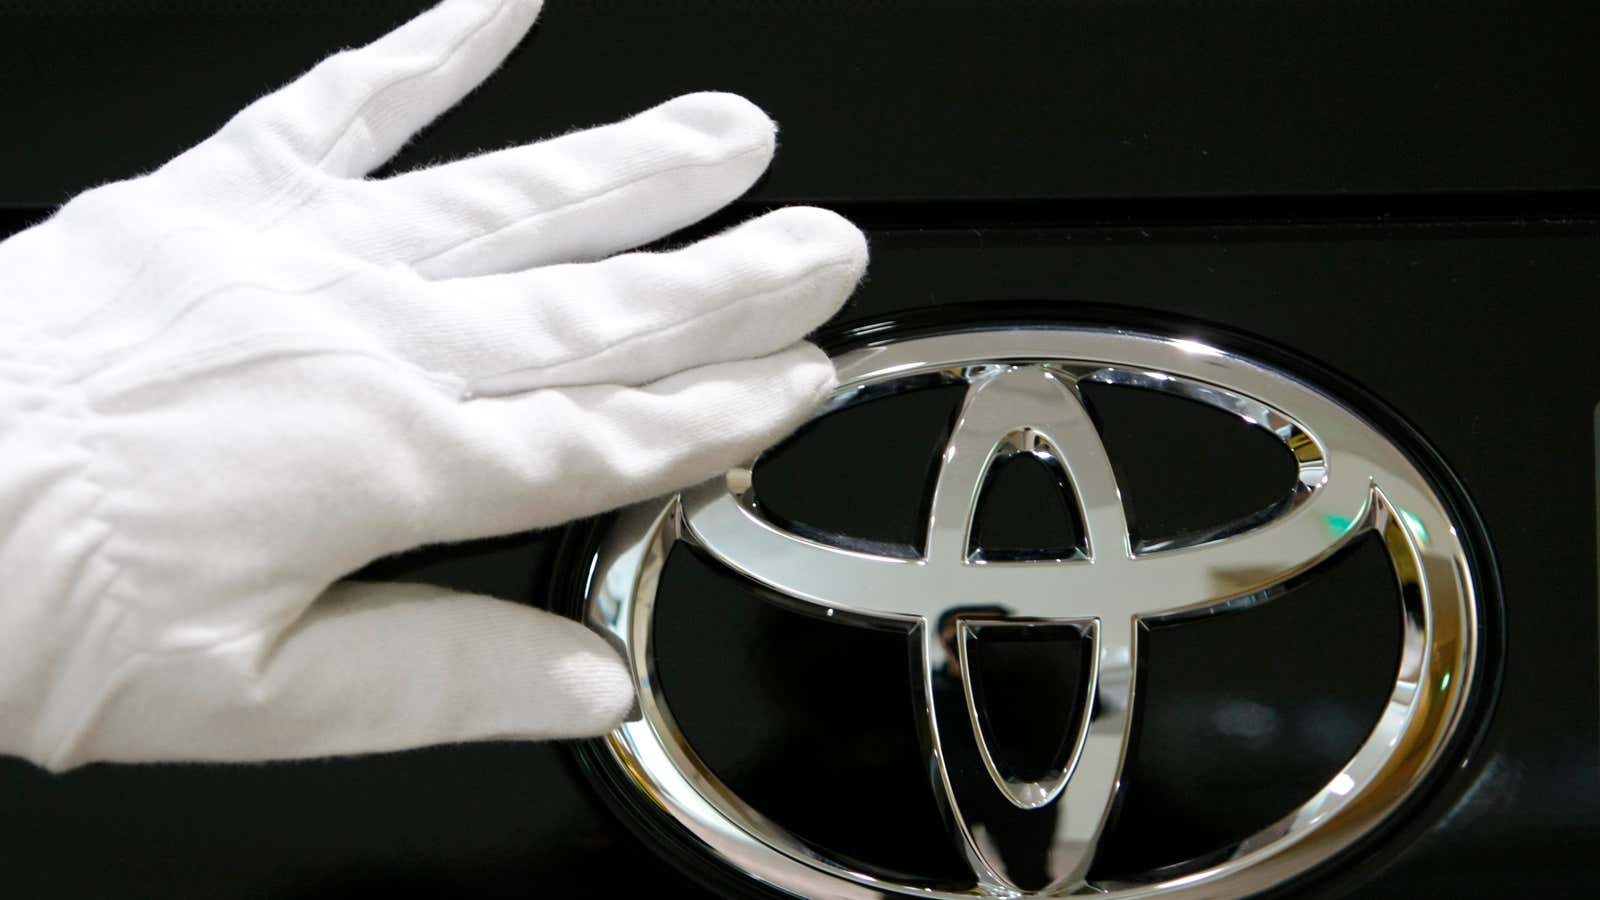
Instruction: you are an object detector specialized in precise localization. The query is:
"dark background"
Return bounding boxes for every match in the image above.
[2,1,1597,897]
[2,0,1598,205]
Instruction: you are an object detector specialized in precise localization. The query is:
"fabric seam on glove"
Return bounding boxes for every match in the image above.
[408,140,776,271]
[84,336,466,407]
[466,256,858,395]
[315,0,529,171]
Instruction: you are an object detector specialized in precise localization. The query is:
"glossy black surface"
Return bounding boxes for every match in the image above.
[969,451,1086,560]
[2,2,1599,206]
[1078,382,1300,551]
[754,381,968,558]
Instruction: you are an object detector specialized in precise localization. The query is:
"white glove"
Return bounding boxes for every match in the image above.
[0,0,866,771]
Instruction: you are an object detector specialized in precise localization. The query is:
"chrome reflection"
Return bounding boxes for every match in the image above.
[586,328,1481,899]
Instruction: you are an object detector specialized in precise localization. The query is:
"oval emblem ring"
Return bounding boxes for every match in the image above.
[580,324,1487,899]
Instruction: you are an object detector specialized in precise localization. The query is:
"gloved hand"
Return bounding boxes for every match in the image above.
[0,0,866,771]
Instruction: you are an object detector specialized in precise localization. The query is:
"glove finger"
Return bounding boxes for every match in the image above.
[414,343,837,545]
[227,0,544,178]
[329,92,777,278]
[46,581,632,769]
[359,207,865,393]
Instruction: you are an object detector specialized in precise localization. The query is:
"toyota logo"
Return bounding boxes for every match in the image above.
[577,321,1486,899]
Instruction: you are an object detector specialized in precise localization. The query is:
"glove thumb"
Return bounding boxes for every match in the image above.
[46,582,633,770]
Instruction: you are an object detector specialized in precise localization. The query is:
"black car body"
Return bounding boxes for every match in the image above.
[2,2,1596,896]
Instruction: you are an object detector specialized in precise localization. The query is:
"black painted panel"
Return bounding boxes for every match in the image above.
[753,381,967,557]
[1079,381,1300,551]
[0,2,1597,205]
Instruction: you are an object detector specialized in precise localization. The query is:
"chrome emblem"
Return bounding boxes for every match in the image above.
[583,326,1482,898]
